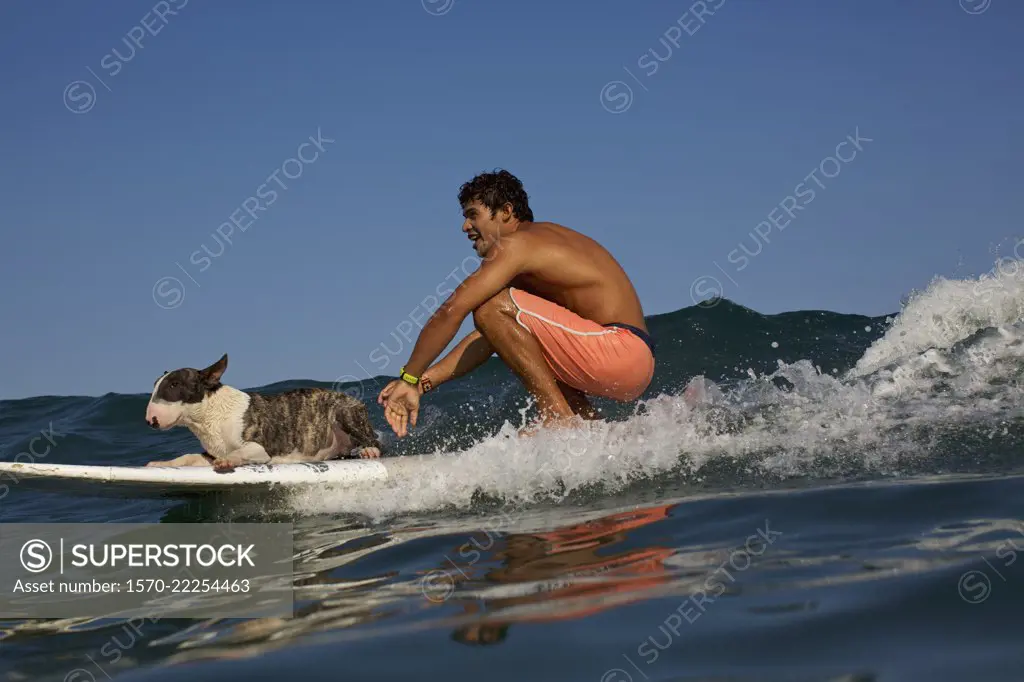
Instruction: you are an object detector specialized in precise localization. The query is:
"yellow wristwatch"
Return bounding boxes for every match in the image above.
[398,367,419,385]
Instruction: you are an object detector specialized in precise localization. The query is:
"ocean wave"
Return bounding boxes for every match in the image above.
[3,257,1024,521]
[283,257,1024,519]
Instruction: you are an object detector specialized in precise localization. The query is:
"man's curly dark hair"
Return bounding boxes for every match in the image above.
[458,169,534,222]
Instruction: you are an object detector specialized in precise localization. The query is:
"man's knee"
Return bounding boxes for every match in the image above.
[473,289,514,330]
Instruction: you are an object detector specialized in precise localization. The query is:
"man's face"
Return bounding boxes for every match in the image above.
[461,200,507,257]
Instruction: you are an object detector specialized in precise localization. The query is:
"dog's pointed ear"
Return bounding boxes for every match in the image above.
[200,354,228,387]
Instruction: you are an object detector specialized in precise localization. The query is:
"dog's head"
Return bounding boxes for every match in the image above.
[145,354,228,430]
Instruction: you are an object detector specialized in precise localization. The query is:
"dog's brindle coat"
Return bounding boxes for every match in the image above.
[144,354,382,473]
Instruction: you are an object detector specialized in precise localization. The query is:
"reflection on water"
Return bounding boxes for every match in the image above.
[445,504,677,646]
[5,476,1024,681]
[0,500,702,675]
[145,502,688,665]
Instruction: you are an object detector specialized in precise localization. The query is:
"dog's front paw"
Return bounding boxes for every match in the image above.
[357,447,381,459]
[212,458,237,473]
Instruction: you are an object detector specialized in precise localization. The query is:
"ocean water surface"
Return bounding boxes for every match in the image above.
[4,263,1024,681]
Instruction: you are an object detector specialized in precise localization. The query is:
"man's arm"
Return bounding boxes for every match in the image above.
[400,237,526,379]
[421,330,493,390]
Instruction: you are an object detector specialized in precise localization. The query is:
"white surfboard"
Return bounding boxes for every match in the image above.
[0,458,405,499]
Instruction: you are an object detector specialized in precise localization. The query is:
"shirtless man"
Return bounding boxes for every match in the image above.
[377,170,655,437]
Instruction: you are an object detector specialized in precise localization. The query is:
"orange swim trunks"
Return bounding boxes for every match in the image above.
[508,287,656,402]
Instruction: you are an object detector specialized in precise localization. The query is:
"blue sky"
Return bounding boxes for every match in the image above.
[1,0,1021,399]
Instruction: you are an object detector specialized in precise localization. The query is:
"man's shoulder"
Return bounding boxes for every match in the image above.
[496,222,582,258]
[518,221,576,239]
[487,225,557,267]
[523,220,568,230]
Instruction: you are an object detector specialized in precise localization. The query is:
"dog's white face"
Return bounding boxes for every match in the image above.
[145,372,190,430]
[145,355,228,430]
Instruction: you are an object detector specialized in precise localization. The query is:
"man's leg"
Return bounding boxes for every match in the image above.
[557,381,600,420]
[473,289,576,425]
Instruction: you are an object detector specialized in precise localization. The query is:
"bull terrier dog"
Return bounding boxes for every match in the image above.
[144,354,382,473]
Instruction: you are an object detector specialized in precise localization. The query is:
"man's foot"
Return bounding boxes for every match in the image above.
[518,413,584,437]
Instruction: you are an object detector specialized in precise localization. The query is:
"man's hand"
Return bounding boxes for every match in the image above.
[378,377,424,402]
[378,380,420,437]
[377,379,401,404]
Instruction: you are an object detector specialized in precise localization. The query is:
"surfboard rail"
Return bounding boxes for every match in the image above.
[0,458,392,499]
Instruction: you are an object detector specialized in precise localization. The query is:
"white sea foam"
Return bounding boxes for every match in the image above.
[287,258,1024,521]
[851,254,1024,378]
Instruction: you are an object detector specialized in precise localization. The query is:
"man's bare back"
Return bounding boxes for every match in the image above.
[507,222,649,332]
